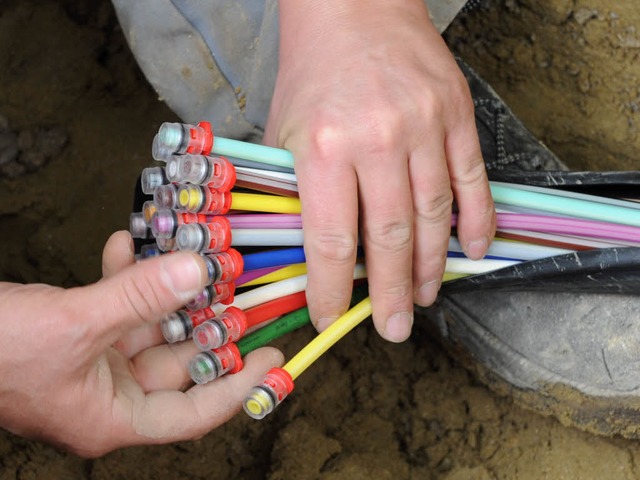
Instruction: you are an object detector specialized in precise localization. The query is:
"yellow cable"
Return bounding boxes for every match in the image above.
[442,272,469,283]
[231,192,301,214]
[283,297,372,380]
[240,263,308,287]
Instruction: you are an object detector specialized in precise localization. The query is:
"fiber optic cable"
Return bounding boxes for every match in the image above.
[191,291,309,352]
[441,246,640,295]
[176,186,301,215]
[447,237,573,261]
[496,229,632,250]
[153,121,294,169]
[489,182,640,227]
[491,180,640,211]
[225,214,302,229]
[176,224,304,252]
[238,263,308,287]
[189,306,311,385]
[243,297,372,420]
[493,213,640,243]
[235,266,282,287]
[242,247,306,271]
[207,264,367,318]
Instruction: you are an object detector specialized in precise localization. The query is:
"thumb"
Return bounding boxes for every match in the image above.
[75,252,208,346]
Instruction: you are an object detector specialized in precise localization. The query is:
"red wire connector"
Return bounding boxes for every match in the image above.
[160,307,217,343]
[203,248,244,285]
[165,154,236,190]
[176,184,232,214]
[185,282,236,311]
[243,367,294,420]
[152,121,214,161]
[175,218,232,253]
[192,306,248,351]
[188,342,243,385]
[150,209,207,239]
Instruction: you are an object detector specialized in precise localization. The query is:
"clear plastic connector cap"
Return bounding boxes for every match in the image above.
[160,311,192,343]
[153,184,178,209]
[177,184,204,213]
[243,386,276,420]
[243,368,294,420]
[139,243,162,259]
[152,123,187,160]
[188,351,221,385]
[176,224,205,252]
[156,236,177,252]
[129,212,148,239]
[142,201,157,225]
[164,155,183,183]
[141,166,167,194]
[151,134,172,162]
[193,320,226,351]
[178,155,209,184]
[150,209,177,239]
[185,286,212,311]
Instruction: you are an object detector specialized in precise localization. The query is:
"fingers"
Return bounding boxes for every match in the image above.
[358,151,415,343]
[130,340,198,392]
[129,347,283,443]
[445,96,496,260]
[295,130,360,332]
[71,251,208,349]
[113,324,165,358]
[102,231,135,278]
[410,130,453,308]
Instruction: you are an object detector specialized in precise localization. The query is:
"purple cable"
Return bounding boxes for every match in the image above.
[451,213,640,244]
[224,214,302,229]
[236,265,282,286]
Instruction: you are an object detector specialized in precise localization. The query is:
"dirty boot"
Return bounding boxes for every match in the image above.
[416,59,640,439]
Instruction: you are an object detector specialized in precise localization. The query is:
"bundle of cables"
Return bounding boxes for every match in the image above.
[130,121,640,420]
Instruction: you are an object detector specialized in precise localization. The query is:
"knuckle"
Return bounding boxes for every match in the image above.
[414,190,454,224]
[452,157,489,189]
[307,109,401,162]
[365,219,412,252]
[379,279,412,300]
[115,273,165,326]
[307,229,358,264]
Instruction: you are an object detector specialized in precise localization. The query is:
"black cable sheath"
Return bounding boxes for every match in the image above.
[441,247,640,295]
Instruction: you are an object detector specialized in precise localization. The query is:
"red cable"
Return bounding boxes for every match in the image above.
[243,290,308,328]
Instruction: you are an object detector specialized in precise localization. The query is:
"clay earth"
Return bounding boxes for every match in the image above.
[0,1,639,478]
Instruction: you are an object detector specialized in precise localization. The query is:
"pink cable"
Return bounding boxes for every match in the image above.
[225,214,302,229]
[452,213,640,244]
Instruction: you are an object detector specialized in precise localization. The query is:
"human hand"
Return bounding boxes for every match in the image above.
[0,231,283,457]
[264,0,496,342]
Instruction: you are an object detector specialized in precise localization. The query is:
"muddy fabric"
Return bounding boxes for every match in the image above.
[111,0,467,141]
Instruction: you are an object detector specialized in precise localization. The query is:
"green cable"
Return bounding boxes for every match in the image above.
[237,306,310,357]
[236,283,370,356]
[213,137,295,170]
[490,182,640,227]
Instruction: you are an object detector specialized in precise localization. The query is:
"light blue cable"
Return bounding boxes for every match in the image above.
[213,137,295,169]
[489,182,640,227]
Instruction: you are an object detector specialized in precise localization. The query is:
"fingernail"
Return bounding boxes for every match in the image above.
[383,311,413,343]
[315,315,338,332]
[465,237,488,260]
[416,280,440,306]
[161,253,206,302]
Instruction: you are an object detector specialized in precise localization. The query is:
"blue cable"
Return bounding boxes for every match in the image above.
[446,251,522,262]
[242,247,307,271]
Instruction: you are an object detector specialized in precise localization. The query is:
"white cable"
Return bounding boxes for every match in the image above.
[212,264,367,315]
[231,229,304,246]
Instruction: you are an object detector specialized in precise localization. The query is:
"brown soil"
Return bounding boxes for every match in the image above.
[1,1,639,479]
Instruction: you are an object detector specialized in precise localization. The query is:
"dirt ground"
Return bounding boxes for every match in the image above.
[0,1,639,478]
